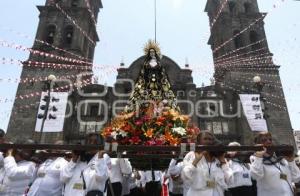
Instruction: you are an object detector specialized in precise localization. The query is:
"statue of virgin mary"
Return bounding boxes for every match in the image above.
[127,40,177,111]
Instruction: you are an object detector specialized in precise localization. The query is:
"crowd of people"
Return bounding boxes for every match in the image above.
[1,129,300,196]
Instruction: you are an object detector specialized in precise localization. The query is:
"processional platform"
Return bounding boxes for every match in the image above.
[0,143,294,170]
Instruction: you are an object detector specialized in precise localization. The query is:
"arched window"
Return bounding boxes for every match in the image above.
[233,30,243,49]
[244,2,252,13]
[44,25,56,44]
[250,30,260,50]
[228,1,236,13]
[63,26,74,46]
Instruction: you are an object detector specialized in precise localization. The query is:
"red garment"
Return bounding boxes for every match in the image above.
[161,177,169,196]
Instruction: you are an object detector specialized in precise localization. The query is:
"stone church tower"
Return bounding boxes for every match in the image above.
[205,0,295,145]
[6,0,102,142]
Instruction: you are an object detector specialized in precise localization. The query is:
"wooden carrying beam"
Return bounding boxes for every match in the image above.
[0,144,294,170]
[0,143,294,153]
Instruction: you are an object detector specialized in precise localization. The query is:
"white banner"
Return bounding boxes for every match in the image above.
[239,94,268,132]
[35,92,69,133]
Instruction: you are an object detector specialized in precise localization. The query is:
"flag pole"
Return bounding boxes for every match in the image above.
[154,0,157,43]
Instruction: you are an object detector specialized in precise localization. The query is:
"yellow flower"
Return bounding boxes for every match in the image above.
[115,111,135,120]
[144,129,154,138]
[179,115,190,123]
[169,109,179,117]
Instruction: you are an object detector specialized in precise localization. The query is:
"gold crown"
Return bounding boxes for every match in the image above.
[143,40,161,56]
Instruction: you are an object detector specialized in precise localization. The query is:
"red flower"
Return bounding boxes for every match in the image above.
[187,125,200,135]
[101,127,113,137]
[154,138,164,145]
[129,136,142,145]
[157,116,166,122]
[123,123,132,132]
[145,139,156,146]
[167,123,173,127]
[132,130,143,137]
[155,116,166,126]
[120,137,130,145]
[135,119,143,126]
[142,115,152,122]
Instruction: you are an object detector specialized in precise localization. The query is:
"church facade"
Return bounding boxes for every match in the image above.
[6,0,295,146]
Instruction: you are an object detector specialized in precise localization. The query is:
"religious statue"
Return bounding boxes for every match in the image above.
[128,40,177,111]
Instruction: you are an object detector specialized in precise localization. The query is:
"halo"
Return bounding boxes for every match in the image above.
[143,39,161,56]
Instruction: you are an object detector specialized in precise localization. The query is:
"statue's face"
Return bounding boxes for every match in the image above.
[149,49,156,58]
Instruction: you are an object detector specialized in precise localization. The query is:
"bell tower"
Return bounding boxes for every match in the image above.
[6,0,103,142]
[205,0,271,81]
[205,0,295,145]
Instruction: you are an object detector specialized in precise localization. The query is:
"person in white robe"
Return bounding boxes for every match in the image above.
[0,148,36,196]
[60,150,109,196]
[27,140,69,196]
[226,142,254,196]
[127,170,145,196]
[140,170,163,196]
[27,156,68,196]
[250,131,300,196]
[181,131,233,196]
[167,159,184,196]
[107,158,132,196]
[61,133,110,196]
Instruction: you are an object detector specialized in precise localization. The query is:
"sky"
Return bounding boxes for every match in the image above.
[0,0,299,132]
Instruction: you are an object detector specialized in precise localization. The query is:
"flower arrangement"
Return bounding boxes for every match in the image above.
[101,103,200,146]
